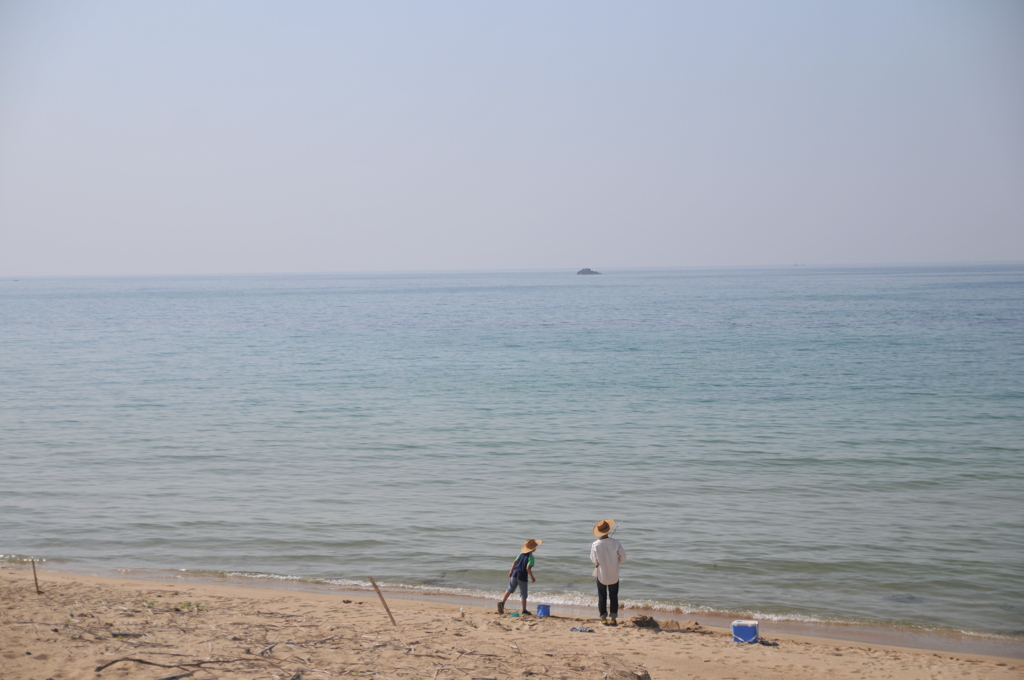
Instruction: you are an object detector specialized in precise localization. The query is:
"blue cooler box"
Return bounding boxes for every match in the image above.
[731,620,759,643]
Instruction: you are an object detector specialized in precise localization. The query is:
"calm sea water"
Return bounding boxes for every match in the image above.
[2,266,1022,638]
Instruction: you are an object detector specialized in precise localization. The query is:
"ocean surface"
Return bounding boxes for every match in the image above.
[2,266,1023,640]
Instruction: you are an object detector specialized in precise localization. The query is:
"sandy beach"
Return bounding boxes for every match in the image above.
[2,566,1020,680]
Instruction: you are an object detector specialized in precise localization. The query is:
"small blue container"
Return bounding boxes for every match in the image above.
[536,604,550,617]
[731,620,759,643]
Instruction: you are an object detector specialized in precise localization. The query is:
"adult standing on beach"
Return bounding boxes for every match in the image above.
[590,518,626,626]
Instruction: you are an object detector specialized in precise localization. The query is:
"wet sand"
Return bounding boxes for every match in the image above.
[4,566,1023,680]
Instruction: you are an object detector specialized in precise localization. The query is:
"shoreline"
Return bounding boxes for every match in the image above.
[19,562,1024,660]
[2,565,1022,680]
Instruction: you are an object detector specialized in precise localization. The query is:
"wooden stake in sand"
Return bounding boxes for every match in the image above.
[367,576,396,626]
[31,559,41,594]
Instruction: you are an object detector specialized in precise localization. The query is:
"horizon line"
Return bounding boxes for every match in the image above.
[3,260,1024,280]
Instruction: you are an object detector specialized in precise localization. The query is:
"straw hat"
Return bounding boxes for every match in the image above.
[521,538,542,553]
[593,519,615,537]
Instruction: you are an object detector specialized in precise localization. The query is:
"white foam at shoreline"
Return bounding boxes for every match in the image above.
[10,560,1023,655]
[18,562,1018,643]
[125,567,1022,642]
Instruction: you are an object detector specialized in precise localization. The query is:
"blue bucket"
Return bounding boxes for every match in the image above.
[536,604,550,617]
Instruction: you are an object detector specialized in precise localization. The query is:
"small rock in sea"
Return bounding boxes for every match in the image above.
[577,268,601,275]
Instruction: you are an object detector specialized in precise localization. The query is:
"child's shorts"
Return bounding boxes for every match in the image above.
[507,577,528,599]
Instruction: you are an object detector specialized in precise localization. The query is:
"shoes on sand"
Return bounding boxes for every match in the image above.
[601,618,618,626]
[497,601,504,615]
[521,610,533,616]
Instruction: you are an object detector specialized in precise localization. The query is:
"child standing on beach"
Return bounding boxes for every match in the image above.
[498,538,540,615]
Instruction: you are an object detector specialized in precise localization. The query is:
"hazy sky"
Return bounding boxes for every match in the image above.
[1,1,1022,276]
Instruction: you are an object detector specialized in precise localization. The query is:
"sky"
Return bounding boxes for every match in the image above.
[1,1,1022,276]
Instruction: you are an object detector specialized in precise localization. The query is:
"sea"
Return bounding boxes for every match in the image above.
[2,265,1022,644]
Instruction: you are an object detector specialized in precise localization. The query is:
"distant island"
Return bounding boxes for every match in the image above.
[577,268,601,275]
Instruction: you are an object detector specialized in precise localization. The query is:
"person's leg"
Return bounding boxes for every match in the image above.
[520,579,530,613]
[498,578,517,614]
[608,581,619,623]
[596,579,608,620]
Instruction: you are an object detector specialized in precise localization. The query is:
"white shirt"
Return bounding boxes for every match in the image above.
[590,536,626,585]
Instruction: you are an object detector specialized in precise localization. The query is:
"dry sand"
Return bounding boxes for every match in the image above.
[2,566,1021,680]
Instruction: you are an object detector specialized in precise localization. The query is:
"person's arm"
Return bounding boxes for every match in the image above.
[508,559,517,578]
[526,565,535,583]
[590,542,599,567]
[617,542,626,563]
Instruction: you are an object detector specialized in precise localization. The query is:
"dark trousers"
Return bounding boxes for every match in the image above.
[597,579,619,618]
